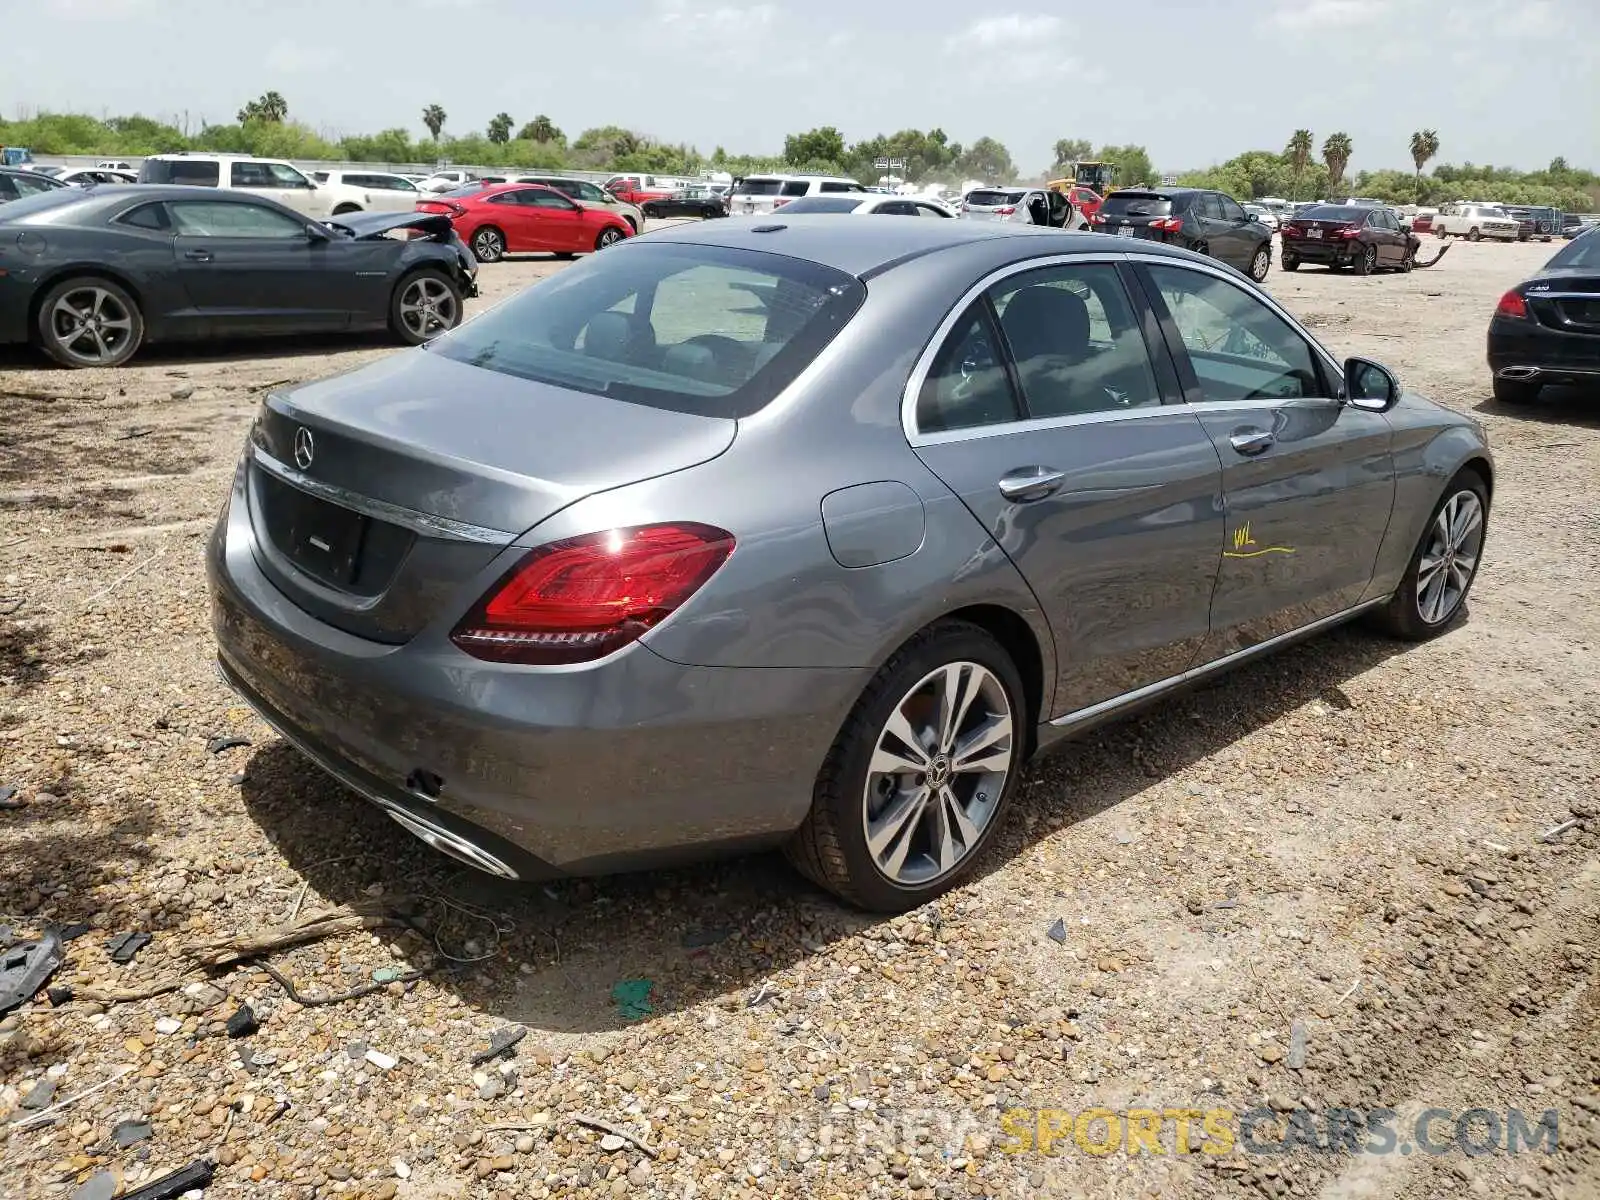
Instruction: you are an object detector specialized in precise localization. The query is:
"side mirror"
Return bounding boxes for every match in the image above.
[1344,357,1400,412]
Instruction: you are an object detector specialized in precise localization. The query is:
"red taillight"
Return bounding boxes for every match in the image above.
[1495,290,1528,319]
[995,206,1016,215]
[773,198,790,209]
[1338,225,1363,239]
[1282,224,1303,239]
[451,523,735,665]
[1150,217,1182,233]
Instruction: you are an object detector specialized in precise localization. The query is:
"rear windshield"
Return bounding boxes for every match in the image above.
[1297,206,1368,222]
[737,178,786,196]
[1101,193,1173,217]
[138,158,220,186]
[430,242,867,419]
[776,196,864,214]
[1548,229,1600,269]
[432,184,489,199]
[966,190,1026,207]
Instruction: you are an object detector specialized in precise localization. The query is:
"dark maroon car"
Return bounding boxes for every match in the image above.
[1281,204,1421,274]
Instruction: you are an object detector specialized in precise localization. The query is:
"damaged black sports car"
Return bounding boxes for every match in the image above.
[0,186,479,367]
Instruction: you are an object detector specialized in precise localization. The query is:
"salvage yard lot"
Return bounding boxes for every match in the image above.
[1,237,1597,1200]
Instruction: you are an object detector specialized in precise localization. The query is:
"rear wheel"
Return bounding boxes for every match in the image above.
[1400,244,1416,272]
[1492,376,1541,405]
[389,269,462,346]
[1248,244,1271,282]
[36,276,144,368]
[1368,471,1488,641]
[785,621,1026,912]
[1354,243,1378,275]
[1467,227,1481,242]
[595,226,625,251]
[471,226,505,263]
[1282,255,1300,271]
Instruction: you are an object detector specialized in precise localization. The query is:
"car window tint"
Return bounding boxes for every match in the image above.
[527,191,573,209]
[915,203,950,218]
[0,177,17,202]
[781,180,809,196]
[169,201,306,238]
[230,162,273,187]
[268,163,311,188]
[989,265,1161,418]
[12,173,57,197]
[119,202,169,230]
[1218,196,1246,222]
[1143,264,1329,402]
[917,305,1021,434]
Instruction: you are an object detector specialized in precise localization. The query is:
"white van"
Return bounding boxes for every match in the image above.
[727,174,865,216]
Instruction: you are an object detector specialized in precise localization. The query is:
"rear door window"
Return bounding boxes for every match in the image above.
[140,158,220,186]
[1101,193,1172,218]
[917,305,1021,433]
[781,180,810,197]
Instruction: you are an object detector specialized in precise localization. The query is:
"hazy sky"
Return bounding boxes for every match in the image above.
[7,0,1595,175]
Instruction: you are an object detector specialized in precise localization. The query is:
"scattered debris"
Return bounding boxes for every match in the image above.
[121,1159,215,1200]
[260,961,425,1007]
[69,1171,117,1200]
[0,784,22,811]
[365,1049,399,1071]
[205,735,251,754]
[599,1133,626,1152]
[225,1004,259,1038]
[154,1017,182,1035]
[105,931,151,964]
[612,979,654,1021]
[571,1113,658,1158]
[111,1117,153,1148]
[680,925,734,949]
[1287,1020,1308,1070]
[747,982,777,1008]
[1046,918,1068,945]
[1213,899,1238,910]
[182,900,405,968]
[1336,977,1362,1005]
[116,427,156,441]
[1540,817,1582,842]
[57,923,91,942]
[11,1067,133,1131]
[470,1024,528,1066]
[372,965,404,984]
[0,928,64,1017]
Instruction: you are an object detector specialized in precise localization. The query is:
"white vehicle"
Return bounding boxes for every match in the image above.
[96,159,133,171]
[137,154,332,219]
[766,194,958,218]
[57,167,137,187]
[959,185,1088,230]
[1243,203,1280,231]
[309,170,425,215]
[422,169,476,193]
[1256,196,1293,219]
[1432,201,1521,242]
[727,174,865,216]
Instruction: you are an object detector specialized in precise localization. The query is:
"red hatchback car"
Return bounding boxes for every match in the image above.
[418,183,632,263]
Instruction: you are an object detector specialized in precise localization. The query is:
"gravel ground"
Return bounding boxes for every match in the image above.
[1,234,1596,1200]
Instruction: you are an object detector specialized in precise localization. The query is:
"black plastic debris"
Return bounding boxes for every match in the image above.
[225,1004,259,1038]
[47,985,74,1006]
[111,1117,153,1147]
[121,1160,215,1200]
[681,926,734,950]
[106,931,151,964]
[0,928,64,1017]
[469,1024,527,1066]
[58,922,91,942]
[1047,918,1068,945]
[19,1077,57,1110]
[206,735,251,754]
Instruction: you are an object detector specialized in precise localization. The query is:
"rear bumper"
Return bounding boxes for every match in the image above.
[1488,320,1600,387]
[1281,240,1355,262]
[207,482,864,880]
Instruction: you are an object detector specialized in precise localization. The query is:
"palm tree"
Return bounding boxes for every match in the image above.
[259,91,288,123]
[518,114,562,144]
[1286,129,1313,200]
[421,104,447,141]
[1409,129,1439,182]
[486,112,513,144]
[1322,132,1353,193]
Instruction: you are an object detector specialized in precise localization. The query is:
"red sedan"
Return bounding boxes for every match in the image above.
[418,183,632,263]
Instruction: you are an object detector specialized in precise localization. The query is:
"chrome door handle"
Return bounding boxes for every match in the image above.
[1229,430,1275,456]
[183,249,213,262]
[998,466,1067,502]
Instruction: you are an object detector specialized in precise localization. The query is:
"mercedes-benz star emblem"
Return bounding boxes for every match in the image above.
[293,426,315,471]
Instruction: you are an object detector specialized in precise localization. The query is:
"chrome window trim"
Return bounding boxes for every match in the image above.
[249,443,513,544]
[900,250,1347,447]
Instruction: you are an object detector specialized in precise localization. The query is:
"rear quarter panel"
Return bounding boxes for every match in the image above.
[14,227,196,342]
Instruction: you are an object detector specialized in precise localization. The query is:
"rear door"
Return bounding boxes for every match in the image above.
[907,257,1224,718]
[168,198,346,334]
[1213,194,1256,268]
[1135,259,1395,653]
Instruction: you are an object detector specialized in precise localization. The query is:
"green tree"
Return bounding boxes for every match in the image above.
[486,112,513,144]
[573,125,643,161]
[1286,129,1314,199]
[421,104,447,140]
[1095,144,1153,190]
[1322,132,1353,193]
[237,91,288,124]
[953,136,1016,183]
[1409,129,1439,182]
[784,126,846,167]
[1051,138,1093,173]
[341,127,417,164]
[517,114,563,143]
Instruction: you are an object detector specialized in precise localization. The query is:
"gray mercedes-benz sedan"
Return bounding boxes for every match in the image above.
[209,218,1492,912]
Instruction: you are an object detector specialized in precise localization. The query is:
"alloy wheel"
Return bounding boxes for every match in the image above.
[1416,490,1484,625]
[474,229,503,262]
[48,286,136,365]
[398,276,458,340]
[861,662,1014,887]
[1250,247,1270,281]
[598,228,623,249]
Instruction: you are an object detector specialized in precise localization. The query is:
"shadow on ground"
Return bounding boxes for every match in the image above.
[239,622,1411,1034]
[1473,382,1600,427]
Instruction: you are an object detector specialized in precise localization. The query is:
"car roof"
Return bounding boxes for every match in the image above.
[637,214,1209,278]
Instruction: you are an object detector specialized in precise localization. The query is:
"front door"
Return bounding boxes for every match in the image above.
[1136,261,1396,656]
[523,190,589,251]
[167,199,345,335]
[908,259,1225,718]
[1212,194,1256,269]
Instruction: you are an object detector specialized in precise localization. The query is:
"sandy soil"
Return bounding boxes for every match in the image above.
[1,233,1596,1200]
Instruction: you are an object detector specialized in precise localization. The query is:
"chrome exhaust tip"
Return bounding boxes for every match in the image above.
[379,803,521,880]
[1497,366,1540,380]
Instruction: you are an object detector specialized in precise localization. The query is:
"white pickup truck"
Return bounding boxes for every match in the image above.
[1432,202,1521,242]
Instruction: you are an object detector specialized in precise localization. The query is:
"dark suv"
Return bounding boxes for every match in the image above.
[1504,205,1561,243]
[1096,187,1273,282]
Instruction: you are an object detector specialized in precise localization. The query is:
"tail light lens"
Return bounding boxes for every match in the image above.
[451,523,735,665]
[1282,224,1303,238]
[1495,290,1528,319]
[996,206,1016,216]
[1338,225,1363,239]
[1150,217,1183,233]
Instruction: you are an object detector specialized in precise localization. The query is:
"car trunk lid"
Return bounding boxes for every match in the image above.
[245,349,736,643]
[1527,273,1600,333]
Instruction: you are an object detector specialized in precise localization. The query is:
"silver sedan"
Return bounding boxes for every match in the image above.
[209,218,1492,911]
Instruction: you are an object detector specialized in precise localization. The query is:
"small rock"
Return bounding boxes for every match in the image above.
[628,1161,653,1186]
[599,1133,627,1152]
[1046,918,1067,944]
[364,1049,398,1071]
[516,1135,535,1153]
[111,1118,152,1147]
[171,384,195,400]
[1097,958,1122,973]
[1259,1045,1284,1064]
[70,1172,117,1200]
[393,1160,411,1179]
[154,1017,181,1036]
[19,1078,56,1110]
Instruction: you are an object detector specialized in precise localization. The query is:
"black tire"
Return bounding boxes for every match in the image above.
[642,204,658,219]
[471,226,505,263]
[1467,227,1481,242]
[35,275,145,368]
[1191,239,1211,259]
[784,620,1028,912]
[1353,243,1378,276]
[594,226,625,251]
[1367,469,1488,642]
[1282,254,1300,272]
[1248,244,1272,282]
[1492,376,1541,405]
[332,203,362,215]
[1436,227,1449,239]
[1400,245,1416,272]
[388,268,462,346]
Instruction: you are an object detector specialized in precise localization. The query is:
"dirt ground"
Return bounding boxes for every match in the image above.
[1,233,1596,1200]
